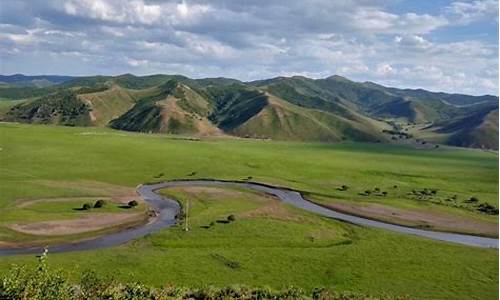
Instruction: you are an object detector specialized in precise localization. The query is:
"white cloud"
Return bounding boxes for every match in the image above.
[446,0,498,24]
[351,9,448,35]
[375,63,397,76]
[0,0,498,95]
[395,35,432,49]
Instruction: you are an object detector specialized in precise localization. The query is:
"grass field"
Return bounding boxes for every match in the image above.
[0,122,498,299]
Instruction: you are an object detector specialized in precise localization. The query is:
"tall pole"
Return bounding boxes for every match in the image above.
[185,200,189,232]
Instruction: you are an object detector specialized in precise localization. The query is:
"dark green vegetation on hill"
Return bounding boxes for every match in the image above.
[0,74,75,87]
[0,123,498,299]
[1,73,497,148]
[6,91,91,126]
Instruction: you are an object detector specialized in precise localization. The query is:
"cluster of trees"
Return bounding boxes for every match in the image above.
[358,187,388,197]
[80,200,138,211]
[81,200,107,211]
[410,191,498,215]
[382,129,413,140]
[7,91,91,126]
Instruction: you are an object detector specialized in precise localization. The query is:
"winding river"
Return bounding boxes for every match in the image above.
[0,180,497,256]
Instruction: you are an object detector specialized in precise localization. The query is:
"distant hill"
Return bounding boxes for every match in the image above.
[1,73,497,149]
[0,74,75,87]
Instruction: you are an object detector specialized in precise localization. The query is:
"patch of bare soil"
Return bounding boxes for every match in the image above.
[172,186,250,198]
[323,201,498,237]
[15,197,112,208]
[239,200,304,222]
[29,180,140,204]
[170,186,277,203]
[7,212,146,236]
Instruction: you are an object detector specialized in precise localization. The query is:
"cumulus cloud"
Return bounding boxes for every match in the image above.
[0,0,498,95]
[446,0,498,24]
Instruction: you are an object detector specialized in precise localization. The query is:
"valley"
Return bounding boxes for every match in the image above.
[0,122,497,299]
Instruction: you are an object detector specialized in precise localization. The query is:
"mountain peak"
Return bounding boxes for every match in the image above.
[325,75,352,82]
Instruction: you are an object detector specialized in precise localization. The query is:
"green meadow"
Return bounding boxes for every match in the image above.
[0,122,498,299]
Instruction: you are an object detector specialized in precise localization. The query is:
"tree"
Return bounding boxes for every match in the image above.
[128,200,138,207]
[227,215,236,222]
[94,199,106,208]
[82,203,92,210]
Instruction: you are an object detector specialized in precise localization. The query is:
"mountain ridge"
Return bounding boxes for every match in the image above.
[2,73,498,149]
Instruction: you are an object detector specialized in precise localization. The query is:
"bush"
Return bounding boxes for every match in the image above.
[94,199,106,208]
[477,203,498,215]
[128,200,139,208]
[0,249,71,300]
[467,197,479,203]
[82,203,92,210]
[337,185,349,191]
[227,214,236,222]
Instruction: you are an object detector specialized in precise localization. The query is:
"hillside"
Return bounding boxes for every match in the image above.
[420,106,499,149]
[109,80,222,136]
[230,93,388,142]
[5,91,91,126]
[0,74,75,87]
[1,73,497,148]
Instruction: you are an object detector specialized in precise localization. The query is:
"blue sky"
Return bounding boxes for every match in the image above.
[0,0,498,95]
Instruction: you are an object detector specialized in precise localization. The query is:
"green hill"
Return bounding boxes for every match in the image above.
[5,91,91,126]
[421,106,499,149]
[109,80,222,136]
[2,73,497,148]
[230,93,388,142]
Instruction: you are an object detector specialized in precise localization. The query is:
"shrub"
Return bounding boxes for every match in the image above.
[364,190,372,195]
[0,249,71,300]
[382,191,388,196]
[227,214,236,222]
[128,200,139,208]
[337,185,349,191]
[477,203,499,215]
[467,197,479,203]
[94,199,106,208]
[82,203,92,210]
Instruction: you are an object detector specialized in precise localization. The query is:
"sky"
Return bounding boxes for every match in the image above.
[0,0,498,95]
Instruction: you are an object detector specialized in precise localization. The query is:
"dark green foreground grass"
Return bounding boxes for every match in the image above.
[0,123,498,299]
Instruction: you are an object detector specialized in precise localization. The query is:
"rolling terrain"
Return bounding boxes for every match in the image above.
[0,73,497,149]
[0,123,498,299]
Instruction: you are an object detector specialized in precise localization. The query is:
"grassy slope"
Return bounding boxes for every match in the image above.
[446,109,499,149]
[0,123,498,299]
[108,82,222,135]
[231,94,388,142]
[416,109,499,150]
[77,86,141,126]
[0,100,25,120]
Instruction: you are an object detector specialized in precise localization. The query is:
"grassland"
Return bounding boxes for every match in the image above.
[0,122,498,299]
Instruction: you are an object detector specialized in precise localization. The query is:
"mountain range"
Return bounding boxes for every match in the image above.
[0,73,498,149]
